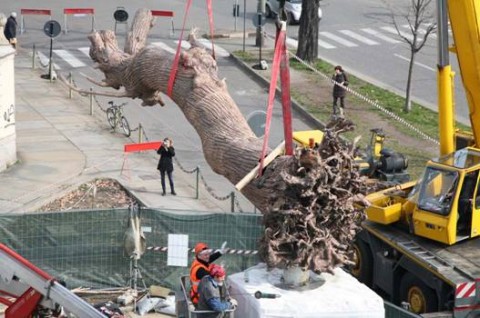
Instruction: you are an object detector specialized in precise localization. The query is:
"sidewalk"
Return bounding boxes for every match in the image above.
[0,52,242,214]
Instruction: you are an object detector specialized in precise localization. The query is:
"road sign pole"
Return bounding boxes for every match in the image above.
[243,0,246,52]
[49,37,53,82]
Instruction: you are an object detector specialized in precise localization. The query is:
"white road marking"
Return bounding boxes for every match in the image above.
[319,31,358,47]
[339,30,379,45]
[78,47,90,57]
[174,40,191,50]
[394,53,435,72]
[286,36,336,50]
[151,41,176,54]
[197,38,230,57]
[54,49,86,68]
[37,51,61,70]
[402,24,437,38]
[361,28,400,43]
[381,26,415,42]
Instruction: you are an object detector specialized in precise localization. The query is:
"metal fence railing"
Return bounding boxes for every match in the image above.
[0,208,263,290]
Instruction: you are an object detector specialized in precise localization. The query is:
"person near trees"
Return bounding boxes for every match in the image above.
[196,264,237,317]
[157,137,176,196]
[4,12,18,49]
[332,65,349,116]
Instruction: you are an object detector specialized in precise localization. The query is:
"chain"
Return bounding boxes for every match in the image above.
[263,33,440,146]
[198,172,232,201]
[234,196,245,213]
[92,94,108,113]
[174,157,198,174]
[141,126,150,142]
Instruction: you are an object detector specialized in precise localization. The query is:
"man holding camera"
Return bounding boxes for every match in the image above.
[157,137,176,196]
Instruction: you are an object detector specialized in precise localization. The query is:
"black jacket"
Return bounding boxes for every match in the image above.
[4,16,17,41]
[332,72,348,98]
[157,145,175,172]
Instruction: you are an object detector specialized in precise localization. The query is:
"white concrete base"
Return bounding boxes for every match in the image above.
[229,263,385,318]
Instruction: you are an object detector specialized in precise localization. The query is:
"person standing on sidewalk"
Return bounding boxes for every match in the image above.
[157,137,176,196]
[332,65,349,117]
[4,12,18,49]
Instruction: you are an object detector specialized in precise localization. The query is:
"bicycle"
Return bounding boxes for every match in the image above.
[106,101,131,137]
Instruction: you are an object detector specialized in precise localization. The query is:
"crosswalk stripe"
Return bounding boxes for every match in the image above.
[78,47,90,57]
[151,41,176,54]
[401,24,437,38]
[37,51,61,70]
[339,30,379,45]
[286,37,336,50]
[319,31,357,47]
[361,28,400,43]
[197,39,230,57]
[174,40,191,50]
[54,49,86,68]
[286,37,298,48]
[381,26,414,42]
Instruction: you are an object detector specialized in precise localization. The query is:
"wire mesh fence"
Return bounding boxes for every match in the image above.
[0,208,263,290]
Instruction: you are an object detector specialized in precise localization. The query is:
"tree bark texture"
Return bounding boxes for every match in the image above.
[87,8,372,273]
[296,0,319,61]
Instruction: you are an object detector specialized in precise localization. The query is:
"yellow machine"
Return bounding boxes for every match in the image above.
[351,0,480,316]
[293,129,409,183]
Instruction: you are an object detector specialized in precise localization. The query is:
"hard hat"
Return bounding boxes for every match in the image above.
[210,264,226,278]
[194,242,208,255]
[10,12,17,18]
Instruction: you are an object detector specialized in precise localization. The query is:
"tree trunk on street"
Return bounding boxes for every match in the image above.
[404,51,415,112]
[296,0,319,62]
[87,8,371,274]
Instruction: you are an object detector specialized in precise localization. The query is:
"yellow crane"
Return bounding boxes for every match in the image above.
[351,0,480,316]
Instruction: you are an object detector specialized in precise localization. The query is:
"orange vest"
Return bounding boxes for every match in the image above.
[189,259,212,304]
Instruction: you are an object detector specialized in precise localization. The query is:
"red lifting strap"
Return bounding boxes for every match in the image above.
[258,27,290,176]
[167,0,216,98]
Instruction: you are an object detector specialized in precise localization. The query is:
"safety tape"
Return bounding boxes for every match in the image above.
[146,246,258,255]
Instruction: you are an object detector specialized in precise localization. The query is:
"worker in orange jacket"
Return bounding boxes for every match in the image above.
[189,241,227,305]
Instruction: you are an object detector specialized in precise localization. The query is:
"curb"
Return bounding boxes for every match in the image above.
[229,52,327,131]
[205,30,258,39]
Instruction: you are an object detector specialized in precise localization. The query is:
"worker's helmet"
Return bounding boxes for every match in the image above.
[194,242,209,255]
[210,264,226,278]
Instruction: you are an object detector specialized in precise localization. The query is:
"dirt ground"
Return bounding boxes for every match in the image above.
[38,178,136,212]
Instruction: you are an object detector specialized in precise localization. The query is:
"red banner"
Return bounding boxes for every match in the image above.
[21,9,51,16]
[151,10,174,17]
[64,8,94,15]
[124,141,162,153]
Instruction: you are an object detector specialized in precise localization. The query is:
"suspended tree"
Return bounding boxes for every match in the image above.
[82,8,373,274]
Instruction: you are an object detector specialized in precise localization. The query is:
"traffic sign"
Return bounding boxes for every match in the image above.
[114,9,129,22]
[252,13,266,27]
[43,20,61,38]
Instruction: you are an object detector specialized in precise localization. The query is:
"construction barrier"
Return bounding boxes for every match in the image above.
[151,10,175,35]
[63,8,95,34]
[20,9,52,34]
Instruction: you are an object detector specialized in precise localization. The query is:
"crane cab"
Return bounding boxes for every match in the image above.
[366,147,480,245]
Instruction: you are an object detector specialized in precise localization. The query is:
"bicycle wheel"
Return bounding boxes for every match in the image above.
[121,116,131,137]
[106,108,116,128]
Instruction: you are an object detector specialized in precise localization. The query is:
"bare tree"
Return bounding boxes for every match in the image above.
[386,0,436,112]
[83,8,372,274]
[296,0,320,61]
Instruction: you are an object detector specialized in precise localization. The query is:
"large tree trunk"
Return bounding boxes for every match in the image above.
[87,9,371,274]
[296,0,319,61]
